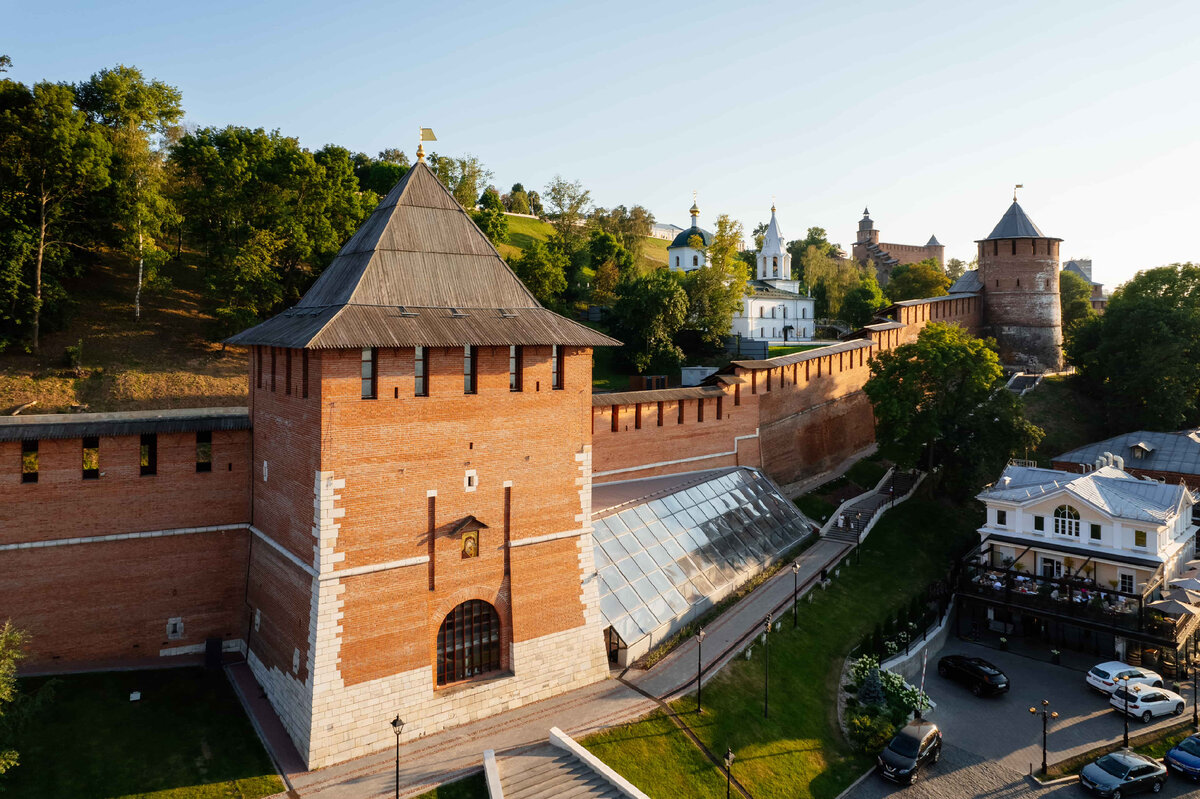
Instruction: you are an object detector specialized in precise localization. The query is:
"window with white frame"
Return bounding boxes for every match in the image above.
[1040,557,1063,578]
[1053,505,1080,537]
[1119,572,1135,593]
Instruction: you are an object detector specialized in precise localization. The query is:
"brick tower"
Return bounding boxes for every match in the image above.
[976,200,1064,370]
[227,160,617,767]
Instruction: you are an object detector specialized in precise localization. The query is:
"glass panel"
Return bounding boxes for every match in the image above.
[648,596,674,624]
[631,606,659,634]
[646,569,672,595]
[614,585,641,612]
[662,588,689,615]
[646,544,671,567]
[614,557,642,582]
[632,551,657,575]
[617,534,641,558]
[632,526,658,549]
[630,576,656,604]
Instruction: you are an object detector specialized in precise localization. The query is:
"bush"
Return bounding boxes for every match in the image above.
[847,711,897,752]
[859,668,886,707]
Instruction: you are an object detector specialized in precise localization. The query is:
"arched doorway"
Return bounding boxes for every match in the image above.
[436,599,501,685]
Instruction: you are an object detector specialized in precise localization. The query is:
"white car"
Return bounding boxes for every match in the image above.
[1110,683,1186,723]
[1086,661,1163,694]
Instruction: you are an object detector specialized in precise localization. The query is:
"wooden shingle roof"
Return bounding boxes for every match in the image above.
[227,163,619,349]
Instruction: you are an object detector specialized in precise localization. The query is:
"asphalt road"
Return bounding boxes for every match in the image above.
[843,640,1200,798]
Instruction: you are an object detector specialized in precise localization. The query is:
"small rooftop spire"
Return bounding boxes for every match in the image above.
[1013,183,1023,203]
[863,207,870,217]
[417,127,437,163]
[690,191,699,220]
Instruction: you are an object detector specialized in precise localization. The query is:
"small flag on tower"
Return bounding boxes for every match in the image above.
[1013,183,1024,202]
[417,128,437,162]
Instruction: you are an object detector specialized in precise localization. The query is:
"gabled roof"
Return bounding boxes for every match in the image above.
[979,464,1193,525]
[949,269,983,294]
[979,201,1060,241]
[226,162,618,349]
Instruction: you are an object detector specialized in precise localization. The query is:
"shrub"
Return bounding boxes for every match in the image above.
[859,668,886,707]
[847,711,897,752]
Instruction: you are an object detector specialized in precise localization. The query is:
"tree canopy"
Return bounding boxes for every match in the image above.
[802,246,864,319]
[1067,263,1200,430]
[609,269,688,374]
[864,322,1043,496]
[885,259,950,302]
[841,272,887,328]
[510,240,568,307]
[1059,268,1095,332]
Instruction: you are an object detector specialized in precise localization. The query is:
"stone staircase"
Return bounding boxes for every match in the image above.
[498,746,625,799]
[824,469,920,545]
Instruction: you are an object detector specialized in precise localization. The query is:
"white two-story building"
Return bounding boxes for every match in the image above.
[960,462,1200,668]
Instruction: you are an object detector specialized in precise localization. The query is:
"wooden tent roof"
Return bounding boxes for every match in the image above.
[227,162,619,349]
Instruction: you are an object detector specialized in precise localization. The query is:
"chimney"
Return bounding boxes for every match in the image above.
[1001,476,1012,488]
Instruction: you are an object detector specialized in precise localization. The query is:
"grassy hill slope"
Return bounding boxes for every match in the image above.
[0,253,247,414]
[498,213,668,272]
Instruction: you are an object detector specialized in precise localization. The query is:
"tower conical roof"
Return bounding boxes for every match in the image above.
[926,234,941,247]
[227,162,618,349]
[980,201,1058,241]
[761,206,786,255]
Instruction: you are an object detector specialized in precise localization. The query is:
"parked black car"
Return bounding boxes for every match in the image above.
[1079,750,1167,797]
[937,654,1009,696]
[876,720,942,784]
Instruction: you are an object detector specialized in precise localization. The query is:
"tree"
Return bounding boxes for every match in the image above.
[802,246,863,319]
[788,226,836,274]
[0,621,29,775]
[510,240,567,306]
[864,322,1043,496]
[377,147,409,166]
[543,175,590,248]
[841,273,887,328]
[472,205,508,246]
[0,80,111,351]
[590,204,654,264]
[1067,264,1200,429]
[885,259,950,302]
[209,229,285,338]
[609,269,688,374]
[508,182,530,215]
[75,65,183,319]
[752,221,768,251]
[682,214,749,350]
[945,258,968,281]
[527,190,543,216]
[0,55,11,74]
[1059,268,1095,332]
[859,667,886,707]
[478,186,503,211]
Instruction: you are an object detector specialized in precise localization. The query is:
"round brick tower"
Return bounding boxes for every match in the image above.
[976,201,1063,370]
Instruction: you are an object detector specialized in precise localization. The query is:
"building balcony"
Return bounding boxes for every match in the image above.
[957,544,1199,647]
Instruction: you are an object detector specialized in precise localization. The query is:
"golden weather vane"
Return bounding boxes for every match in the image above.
[1013,183,1024,202]
[417,127,437,163]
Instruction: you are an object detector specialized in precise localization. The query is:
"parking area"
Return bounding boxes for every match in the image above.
[844,639,1200,797]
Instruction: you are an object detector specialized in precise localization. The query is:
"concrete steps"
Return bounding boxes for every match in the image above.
[498,746,623,799]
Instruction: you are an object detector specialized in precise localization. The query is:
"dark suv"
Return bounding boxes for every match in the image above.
[877,720,942,784]
[937,654,1009,696]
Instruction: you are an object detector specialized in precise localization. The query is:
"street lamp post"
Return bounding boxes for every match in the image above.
[391,714,405,799]
[724,747,735,799]
[763,613,772,718]
[1028,700,1058,776]
[792,562,800,628]
[696,627,706,714]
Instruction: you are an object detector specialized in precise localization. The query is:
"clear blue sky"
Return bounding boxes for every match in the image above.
[10,0,1200,289]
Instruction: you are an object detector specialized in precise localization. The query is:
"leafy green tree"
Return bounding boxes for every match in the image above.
[859,667,886,707]
[360,160,407,195]
[865,322,1043,496]
[587,230,634,278]
[1059,268,1094,332]
[788,226,836,274]
[507,183,530,215]
[885,259,950,302]
[590,204,654,263]
[478,186,503,211]
[752,221,768,251]
[681,214,749,349]
[510,240,567,307]
[1067,264,1200,429]
[472,205,508,245]
[543,175,591,249]
[210,229,285,338]
[802,246,863,319]
[527,190,543,216]
[427,153,493,210]
[0,80,111,351]
[0,621,29,775]
[377,147,408,166]
[945,258,967,281]
[841,273,887,328]
[75,65,183,319]
[609,269,689,374]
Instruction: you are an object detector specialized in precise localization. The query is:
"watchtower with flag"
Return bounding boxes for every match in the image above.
[225,147,617,768]
[975,186,1065,370]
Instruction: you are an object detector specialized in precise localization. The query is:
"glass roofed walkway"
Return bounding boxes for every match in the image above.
[591,467,818,666]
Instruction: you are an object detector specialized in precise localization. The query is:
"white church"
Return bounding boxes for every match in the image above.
[668,201,815,343]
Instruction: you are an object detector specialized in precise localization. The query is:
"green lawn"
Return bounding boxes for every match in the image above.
[768,344,823,358]
[2,668,284,799]
[583,493,981,799]
[496,215,667,275]
[1021,375,1110,466]
[414,772,489,798]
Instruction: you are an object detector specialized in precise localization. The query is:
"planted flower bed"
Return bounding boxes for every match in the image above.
[842,655,933,752]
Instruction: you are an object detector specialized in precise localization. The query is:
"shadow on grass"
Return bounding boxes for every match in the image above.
[3,668,282,799]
